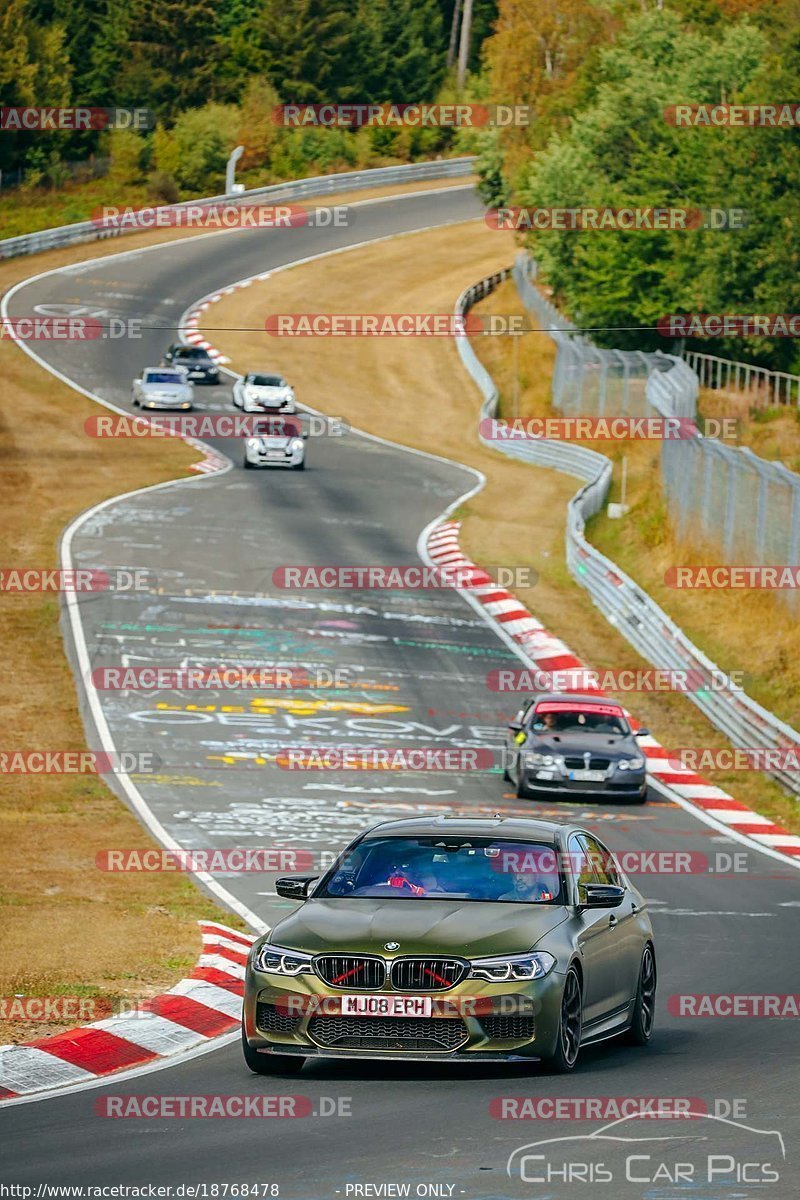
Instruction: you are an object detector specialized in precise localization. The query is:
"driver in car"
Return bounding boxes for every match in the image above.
[498,870,554,902]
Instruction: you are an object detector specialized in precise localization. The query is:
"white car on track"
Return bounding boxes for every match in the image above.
[131,367,194,410]
[233,372,296,413]
[244,415,306,470]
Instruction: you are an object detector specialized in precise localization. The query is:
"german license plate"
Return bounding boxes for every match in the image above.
[570,769,606,782]
[341,994,432,1017]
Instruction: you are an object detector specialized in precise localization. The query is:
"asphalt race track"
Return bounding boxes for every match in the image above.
[2,187,799,1198]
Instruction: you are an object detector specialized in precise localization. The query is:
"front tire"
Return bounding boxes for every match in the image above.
[293,460,306,471]
[625,944,656,1045]
[543,966,583,1073]
[516,774,533,800]
[242,1027,305,1075]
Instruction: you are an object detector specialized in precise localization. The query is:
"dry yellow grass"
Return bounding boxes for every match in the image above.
[202,230,799,835]
[697,386,800,473]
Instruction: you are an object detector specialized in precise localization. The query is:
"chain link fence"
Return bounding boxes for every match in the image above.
[454,264,800,799]
[513,255,800,610]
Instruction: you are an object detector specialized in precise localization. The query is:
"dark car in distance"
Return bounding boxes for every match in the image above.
[504,693,648,803]
[162,343,220,383]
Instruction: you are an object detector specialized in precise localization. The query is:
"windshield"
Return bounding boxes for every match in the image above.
[317,837,563,903]
[175,348,210,361]
[532,706,628,735]
[248,374,285,387]
[144,371,183,384]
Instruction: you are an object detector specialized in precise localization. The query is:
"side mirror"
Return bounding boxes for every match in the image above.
[275,876,318,901]
[507,720,523,734]
[634,728,649,738]
[133,378,142,386]
[578,883,626,910]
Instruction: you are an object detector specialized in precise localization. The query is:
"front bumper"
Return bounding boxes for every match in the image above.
[520,769,646,800]
[245,447,304,468]
[243,966,565,1062]
[140,398,193,410]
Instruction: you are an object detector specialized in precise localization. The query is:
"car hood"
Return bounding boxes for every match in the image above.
[528,731,638,758]
[268,898,568,958]
[246,386,289,401]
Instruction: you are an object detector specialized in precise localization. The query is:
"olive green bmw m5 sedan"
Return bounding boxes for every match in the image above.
[242,814,656,1073]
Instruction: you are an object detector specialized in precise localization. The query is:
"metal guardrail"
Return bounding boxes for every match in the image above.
[0,158,476,260]
[685,350,800,408]
[454,267,800,799]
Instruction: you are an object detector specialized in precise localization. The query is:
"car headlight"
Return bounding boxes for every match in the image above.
[469,951,556,982]
[252,942,313,975]
[523,752,563,768]
[618,757,645,771]
[246,438,262,450]
[289,438,304,451]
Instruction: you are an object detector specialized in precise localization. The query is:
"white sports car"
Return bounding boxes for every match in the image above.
[233,372,296,413]
[131,367,194,410]
[244,415,306,470]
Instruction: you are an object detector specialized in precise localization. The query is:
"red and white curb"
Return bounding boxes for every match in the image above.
[0,922,253,1101]
[427,520,800,863]
[183,275,272,363]
[182,276,273,474]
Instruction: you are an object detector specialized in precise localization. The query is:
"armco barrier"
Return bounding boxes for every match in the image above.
[0,158,476,260]
[454,268,800,799]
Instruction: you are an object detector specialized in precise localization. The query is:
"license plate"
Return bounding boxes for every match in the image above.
[570,769,606,782]
[266,450,285,458]
[341,994,432,1017]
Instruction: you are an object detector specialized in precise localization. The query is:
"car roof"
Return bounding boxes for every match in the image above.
[144,366,182,374]
[359,814,575,844]
[529,692,625,707]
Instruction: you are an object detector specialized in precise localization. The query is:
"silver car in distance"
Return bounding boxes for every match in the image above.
[131,367,194,410]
